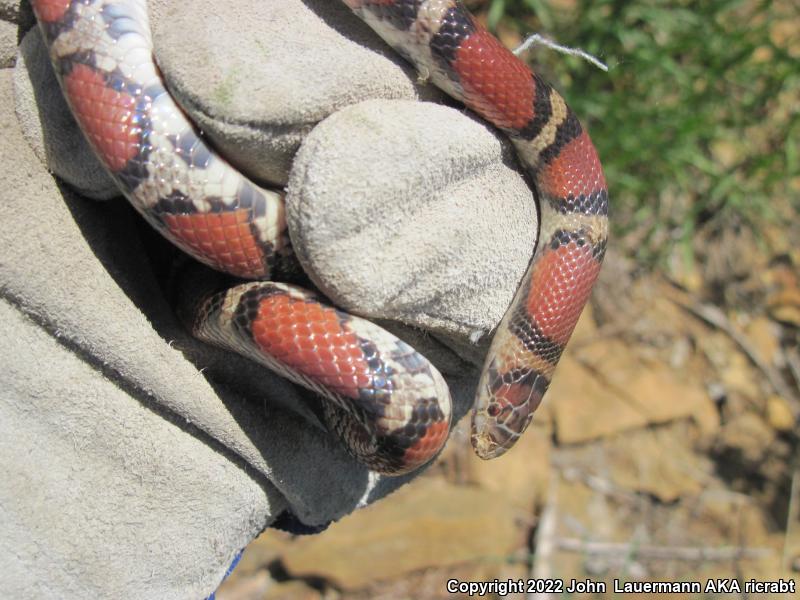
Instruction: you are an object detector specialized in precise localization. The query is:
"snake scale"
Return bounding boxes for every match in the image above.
[31,0,608,475]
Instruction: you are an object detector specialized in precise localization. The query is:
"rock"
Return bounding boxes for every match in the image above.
[720,352,762,399]
[717,412,775,464]
[695,493,773,546]
[556,423,710,503]
[359,559,529,600]
[710,139,743,169]
[691,491,784,580]
[545,354,628,444]
[263,580,321,600]
[227,531,294,578]
[623,362,716,428]
[761,221,794,256]
[546,355,633,444]
[467,421,552,510]
[215,571,271,600]
[702,225,761,288]
[765,261,800,326]
[280,478,520,590]
[547,476,632,558]
[216,572,321,600]
[785,470,800,573]
[689,391,722,439]
[765,395,795,432]
[570,302,598,344]
[549,341,716,444]
[768,288,800,326]
[604,427,706,502]
[548,455,783,583]
[745,316,781,366]
[668,336,692,369]
[666,245,702,293]
[550,355,643,444]
[770,14,800,58]
[697,330,737,370]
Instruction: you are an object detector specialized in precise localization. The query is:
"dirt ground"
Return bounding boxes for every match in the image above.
[216,206,800,599]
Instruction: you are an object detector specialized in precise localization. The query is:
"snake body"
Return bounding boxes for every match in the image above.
[32,0,608,474]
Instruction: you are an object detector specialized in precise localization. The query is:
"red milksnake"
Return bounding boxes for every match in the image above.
[31,0,608,475]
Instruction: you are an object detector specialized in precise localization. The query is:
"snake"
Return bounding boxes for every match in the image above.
[31,0,608,475]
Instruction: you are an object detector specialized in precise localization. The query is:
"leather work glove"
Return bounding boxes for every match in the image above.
[2,0,535,597]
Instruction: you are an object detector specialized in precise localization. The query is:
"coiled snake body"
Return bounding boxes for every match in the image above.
[32,0,608,475]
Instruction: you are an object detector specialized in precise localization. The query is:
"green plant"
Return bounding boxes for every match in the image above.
[477,0,800,264]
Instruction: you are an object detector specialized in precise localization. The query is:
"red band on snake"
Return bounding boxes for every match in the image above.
[32,0,608,473]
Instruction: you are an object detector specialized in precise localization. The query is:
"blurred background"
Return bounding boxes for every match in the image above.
[218,1,800,597]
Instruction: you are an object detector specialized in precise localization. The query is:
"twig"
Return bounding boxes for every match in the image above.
[786,347,800,392]
[557,538,774,561]
[666,285,800,418]
[514,34,609,72]
[569,322,632,349]
[783,466,800,573]
[555,462,640,504]
[529,472,559,600]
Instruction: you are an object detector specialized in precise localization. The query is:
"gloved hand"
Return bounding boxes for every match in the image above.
[3,0,536,597]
